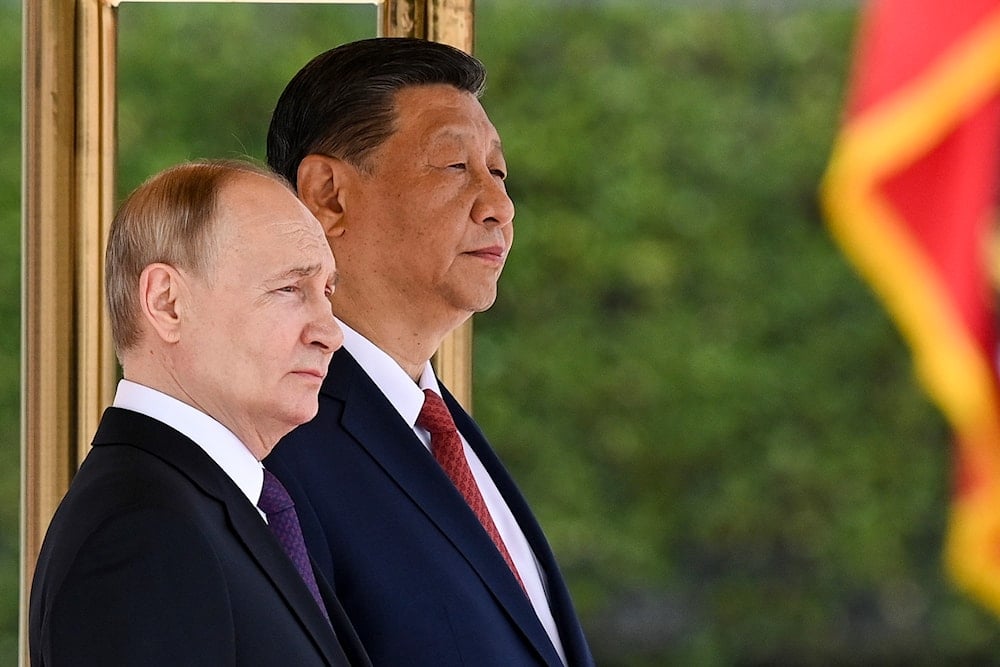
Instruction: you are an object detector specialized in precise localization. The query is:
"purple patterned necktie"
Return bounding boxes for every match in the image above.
[258,468,330,622]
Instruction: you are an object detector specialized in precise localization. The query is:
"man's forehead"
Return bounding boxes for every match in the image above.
[408,105,506,158]
[218,197,323,256]
[236,222,334,287]
[394,86,489,123]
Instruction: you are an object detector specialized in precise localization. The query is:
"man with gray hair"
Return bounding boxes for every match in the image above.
[29,160,370,666]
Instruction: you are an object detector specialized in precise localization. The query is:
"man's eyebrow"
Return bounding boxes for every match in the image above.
[266,264,324,281]
[428,126,504,147]
[425,127,466,147]
[267,266,340,287]
[425,129,505,160]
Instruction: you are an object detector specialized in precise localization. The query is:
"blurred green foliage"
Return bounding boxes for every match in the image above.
[0,0,20,662]
[4,0,1000,664]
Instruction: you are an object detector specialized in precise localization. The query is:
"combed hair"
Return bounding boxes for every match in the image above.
[105,159,286,356]
[267,37,488,186]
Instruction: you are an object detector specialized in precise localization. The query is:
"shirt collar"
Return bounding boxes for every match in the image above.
[112,379,264,508]
[338,318,440,428]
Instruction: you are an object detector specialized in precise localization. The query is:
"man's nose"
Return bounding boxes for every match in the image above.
[307,302,343,353]
[474,174,515,228]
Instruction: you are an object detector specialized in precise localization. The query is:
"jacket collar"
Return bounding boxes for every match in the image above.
[321,350,568,666]
[93,407,350,666]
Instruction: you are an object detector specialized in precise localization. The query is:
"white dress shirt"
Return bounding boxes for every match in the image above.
[112,379,266,519]
[339,320,567,664]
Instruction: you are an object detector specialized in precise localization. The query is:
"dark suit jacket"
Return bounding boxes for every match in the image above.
[266,348,594,666]
[29,407,371,667]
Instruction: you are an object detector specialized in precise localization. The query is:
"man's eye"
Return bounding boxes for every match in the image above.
[277,285,299,294]
[491,168,507,180]
[449,163,467,171]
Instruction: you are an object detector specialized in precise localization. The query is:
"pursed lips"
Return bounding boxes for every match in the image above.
[464,244,506,263]
[292,368,326,380]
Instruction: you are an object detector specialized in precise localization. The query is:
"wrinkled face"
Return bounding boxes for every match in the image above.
[338,84,515,330]
[179,174,341,454]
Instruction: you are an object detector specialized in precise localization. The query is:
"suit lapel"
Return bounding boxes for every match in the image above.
[93,408,350,666]
[443,389,595,667]
[225,488,351,666]
[325,352,564,666]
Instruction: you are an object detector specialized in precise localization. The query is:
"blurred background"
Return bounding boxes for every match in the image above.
[6,0,1000,663]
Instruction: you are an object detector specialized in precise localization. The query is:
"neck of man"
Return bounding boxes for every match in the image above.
[332,292,469,383]
[121,352,275,461]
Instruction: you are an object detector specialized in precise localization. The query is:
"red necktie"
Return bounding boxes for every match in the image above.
[258,468,331,623]
[417,389,526,592]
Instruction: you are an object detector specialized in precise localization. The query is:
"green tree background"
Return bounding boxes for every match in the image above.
[4,0,1000,664]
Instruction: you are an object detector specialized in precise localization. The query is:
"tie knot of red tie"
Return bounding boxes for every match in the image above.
[417,389,457,436]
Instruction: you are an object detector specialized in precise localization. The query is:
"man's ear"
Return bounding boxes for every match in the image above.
[297,154,351,239]
[138,263,184,344]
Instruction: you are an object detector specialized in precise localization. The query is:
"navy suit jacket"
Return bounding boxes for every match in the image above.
[29,407,371,667]
[266,348,594,666]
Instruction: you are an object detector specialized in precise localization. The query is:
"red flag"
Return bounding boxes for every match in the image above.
[821,0,1000,613]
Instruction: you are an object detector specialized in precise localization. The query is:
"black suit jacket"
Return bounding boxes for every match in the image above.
[29,407,371,666]
[266,348,594,666]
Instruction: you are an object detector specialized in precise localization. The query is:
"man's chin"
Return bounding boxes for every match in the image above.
[469,287,500,313]
[282,402,320,433]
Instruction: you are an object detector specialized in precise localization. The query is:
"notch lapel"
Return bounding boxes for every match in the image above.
[327,353,564,666]
[225,490,352,666]
[443,389,595,667]
[94,408,351,666]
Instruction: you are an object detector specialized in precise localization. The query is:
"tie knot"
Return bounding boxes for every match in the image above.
[417,389,456,436]
[258,468,295,515]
